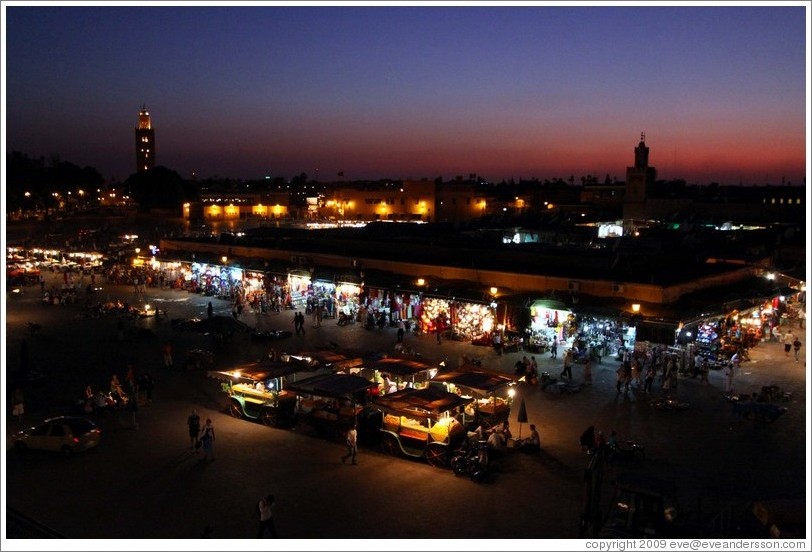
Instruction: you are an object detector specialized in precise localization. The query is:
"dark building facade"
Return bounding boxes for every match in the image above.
[135,105,155,172]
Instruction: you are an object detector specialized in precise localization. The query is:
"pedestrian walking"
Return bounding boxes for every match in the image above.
[256,494,278,538]
[724,361,735,396]
[199,418,216,461]
[207,301,213,320]
[560,349,573,379]
[643,366,655,393]
[492,331,501,354]
[792,337,802,362]
[188,409,201,450]
[12,387,25,422]
[341,423,358,465]
[783,331,794,357]
[616,365,625,393]
[550,339,558,359]
[162,342,174,368]
[700,357,710,385]
[583,358,592,384]
[397,319,405,343]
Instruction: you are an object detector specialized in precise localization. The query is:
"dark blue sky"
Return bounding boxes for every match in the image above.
[3,3,808,185]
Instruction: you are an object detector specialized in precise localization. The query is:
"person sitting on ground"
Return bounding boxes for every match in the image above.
[518,424,541,453]
[486,427,507,450]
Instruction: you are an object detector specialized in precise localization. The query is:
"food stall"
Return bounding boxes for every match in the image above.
[365,356,440,393]
[429,366,517,430]
[372,386,472,469]
[207,361,314,427]
[284,372,380,442]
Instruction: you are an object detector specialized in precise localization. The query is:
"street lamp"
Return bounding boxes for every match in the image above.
[631,303,641,313]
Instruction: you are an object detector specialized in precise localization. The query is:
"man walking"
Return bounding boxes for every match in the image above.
[341,423,358,465]
[256,494,278,538]
[783,331,794,357]
[792,336,802,362]
[560,349,573,379]
[396,319,405,343]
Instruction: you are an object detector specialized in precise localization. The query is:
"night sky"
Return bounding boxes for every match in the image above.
[3,3,809,185]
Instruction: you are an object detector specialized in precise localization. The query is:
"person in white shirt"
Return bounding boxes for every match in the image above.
[518,424,540,453]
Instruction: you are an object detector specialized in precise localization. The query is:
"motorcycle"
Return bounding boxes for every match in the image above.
[450,440,490,483]
[604,440,647,463]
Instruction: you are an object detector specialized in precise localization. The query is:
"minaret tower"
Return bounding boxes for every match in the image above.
[135,105,155,172]
[623,131,657,219]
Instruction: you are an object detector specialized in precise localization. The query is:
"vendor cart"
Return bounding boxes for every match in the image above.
[430,364,517,430]
[284,372,380,442]
[207,361,314,427]
[372,386,472,469]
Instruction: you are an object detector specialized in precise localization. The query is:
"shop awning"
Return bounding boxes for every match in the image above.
[335,271,363,285]
[424,279,494,304]
[285,372,379,399]
[371,387,473,420]
[361,269,423,293]
[312,269,335,283]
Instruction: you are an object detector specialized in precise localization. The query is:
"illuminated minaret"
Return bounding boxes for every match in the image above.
[135,105,155,172]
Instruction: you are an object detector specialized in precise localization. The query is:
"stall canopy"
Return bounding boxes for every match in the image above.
[431,368,516,396]
[206,361,307,383]
[289,349,370,370]
[369,357,438,379]
[284,372,379,399]
[371,387,472,420]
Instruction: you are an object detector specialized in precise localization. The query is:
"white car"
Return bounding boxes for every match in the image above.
[13,416,101,456]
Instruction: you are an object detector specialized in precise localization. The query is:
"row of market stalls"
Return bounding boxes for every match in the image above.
[141,252,635,356]
[206,350,519,469]
[628,274,806,369]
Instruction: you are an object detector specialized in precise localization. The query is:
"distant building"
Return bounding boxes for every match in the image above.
[135,105,155,172]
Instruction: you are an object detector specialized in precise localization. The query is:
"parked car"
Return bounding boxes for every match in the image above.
[13,416,101,456]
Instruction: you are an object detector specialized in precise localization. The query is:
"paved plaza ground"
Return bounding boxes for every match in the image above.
[3,269,809,543]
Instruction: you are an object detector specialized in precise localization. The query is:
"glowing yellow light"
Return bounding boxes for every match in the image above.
[631,304,641,313]
[490,287,498,296]
[417,278,425,287]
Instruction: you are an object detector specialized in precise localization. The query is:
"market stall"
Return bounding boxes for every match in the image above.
[372,386,472,468]
[526,300,574,353]
[207,361,313,427]
[366,356,441,393]
[284,372,380,442]
[430,367,517,430]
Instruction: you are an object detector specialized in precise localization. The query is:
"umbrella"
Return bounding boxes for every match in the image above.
[516,397,528,440]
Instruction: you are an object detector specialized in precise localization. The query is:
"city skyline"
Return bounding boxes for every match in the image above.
[3,2,809,185]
